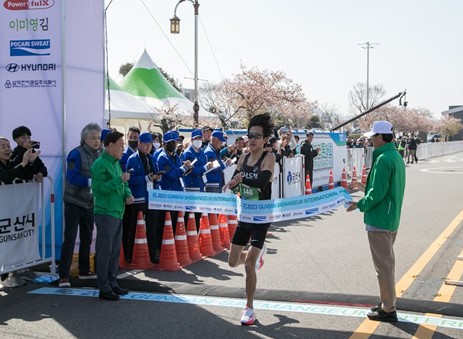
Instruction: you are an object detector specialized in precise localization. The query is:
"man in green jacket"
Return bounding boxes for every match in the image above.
[91,131,134,301]
[347,121,406,322]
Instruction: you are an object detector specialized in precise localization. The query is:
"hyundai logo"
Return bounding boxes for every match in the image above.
[6,63,19,72]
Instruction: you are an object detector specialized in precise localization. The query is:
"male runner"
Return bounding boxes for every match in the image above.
[223,113,276,326]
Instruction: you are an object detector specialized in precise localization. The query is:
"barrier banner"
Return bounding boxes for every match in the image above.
[0,182,40,271]
[148,187,352,224]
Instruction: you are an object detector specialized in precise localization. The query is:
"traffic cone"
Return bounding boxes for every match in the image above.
[328,170,335,189]
[198,213,215,257]
[209,213,224,255]
[175,211,192,267]
[351,166,358,190]
[361,165,367,185]
[158,212,181,271]
[227,214,238,240]
[186,212,203,262]
[218,214,231,249]
[341,168,348,189]
[304,174,312,195]
[131,211,153,269]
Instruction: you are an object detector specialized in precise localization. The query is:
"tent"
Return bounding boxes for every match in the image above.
[104,77,159,121]
[120,50,216,120]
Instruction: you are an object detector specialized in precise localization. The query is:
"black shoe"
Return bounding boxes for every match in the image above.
[99,290,120,301]
[112,287,129,295]
[370,303,382,312]
[367,309,398,322]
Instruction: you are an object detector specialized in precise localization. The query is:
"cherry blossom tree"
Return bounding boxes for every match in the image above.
[216,64,316,127]
[436,116,463,140]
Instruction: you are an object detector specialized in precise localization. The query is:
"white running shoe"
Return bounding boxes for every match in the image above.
[255,244,266,271]
[240,306,256,326]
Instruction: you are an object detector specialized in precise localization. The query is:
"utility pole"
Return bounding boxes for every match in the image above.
[358,42,378,110]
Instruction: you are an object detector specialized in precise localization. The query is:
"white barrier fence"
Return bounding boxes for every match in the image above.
[0,178,56,275]
[347,141,463,172]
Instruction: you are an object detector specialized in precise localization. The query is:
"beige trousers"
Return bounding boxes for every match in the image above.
[368,231,397,312]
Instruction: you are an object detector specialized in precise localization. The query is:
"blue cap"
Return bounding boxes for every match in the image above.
[101,128,112,142]
[163,130,181,143]
[212,131,226,142]
[139,132,152,144]
[191,129,203,139]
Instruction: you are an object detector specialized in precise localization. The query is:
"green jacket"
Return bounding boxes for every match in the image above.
[91,150,132,220]
[357,142,405,231]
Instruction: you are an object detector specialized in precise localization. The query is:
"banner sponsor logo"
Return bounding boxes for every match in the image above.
[305,208,319,215]
[6,62,56,72]
[10,39,50,56]
[3,0,55,11]
[9,17,49,31]
[4,79,57,88]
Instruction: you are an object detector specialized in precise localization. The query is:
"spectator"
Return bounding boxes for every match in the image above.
[202,126,213,148]
[293,135,301,154]
[125,133,160,264]
[120,126,140,172]
[204,131,232,193]
[279,135,294,158]
[58,123,101,288]
[397,138,406,160]
[0,136,38,184]
[300,131,320,185]
[150,133,162,155]
[346,137,354,148]
[11,126,47,182]
[407,136,420,164]
[91,131,134,301]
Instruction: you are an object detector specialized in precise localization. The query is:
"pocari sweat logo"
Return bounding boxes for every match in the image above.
[10,39,50,56]
[253,216,267,222]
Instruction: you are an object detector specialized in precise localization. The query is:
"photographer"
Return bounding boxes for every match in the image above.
[10,126,47,182]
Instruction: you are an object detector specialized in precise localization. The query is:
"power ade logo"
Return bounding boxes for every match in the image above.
[10,39,50,56]
[6,63,56,72]
[3,0,55,10]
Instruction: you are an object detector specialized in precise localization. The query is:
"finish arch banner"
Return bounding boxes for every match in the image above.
[0,183,40,271]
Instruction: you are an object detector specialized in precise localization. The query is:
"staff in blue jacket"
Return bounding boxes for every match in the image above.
[181,129,214,230]
[154,131,192,257]
[204,131,233,193]
[125,132,161,264]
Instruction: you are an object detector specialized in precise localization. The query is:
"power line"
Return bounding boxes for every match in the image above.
[139,0,194,77]
[199,16,224,81]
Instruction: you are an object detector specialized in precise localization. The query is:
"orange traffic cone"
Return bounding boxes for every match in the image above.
[131,211,153,269]
[175,211,192,267]
[186,212,203,262]
[198,213,215,257]
[351,166,358,190]
[341,168,348,189]
[218,214,231,249]
[227,214,238,240]
[361,165,367,185]
[209,213,224,255]
[158,212,181,271]
[328,170,335,189]
[305,174,312,195]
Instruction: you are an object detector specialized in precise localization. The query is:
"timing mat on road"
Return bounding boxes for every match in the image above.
[30,287,463,330]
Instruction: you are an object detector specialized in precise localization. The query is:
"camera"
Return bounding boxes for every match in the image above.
[31,141,40,149]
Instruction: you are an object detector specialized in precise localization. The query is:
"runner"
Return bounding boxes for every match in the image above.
[223,113,276,326]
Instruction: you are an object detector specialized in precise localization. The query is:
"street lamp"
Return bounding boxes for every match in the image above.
[358,41,378,110]
[170,0,200,127]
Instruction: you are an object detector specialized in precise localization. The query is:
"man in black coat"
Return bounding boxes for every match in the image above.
[300,131,320,185]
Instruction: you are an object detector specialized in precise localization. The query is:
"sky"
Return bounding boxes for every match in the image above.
[105,0,462,118]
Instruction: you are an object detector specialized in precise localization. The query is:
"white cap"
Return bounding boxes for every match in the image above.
[364,121,394,137]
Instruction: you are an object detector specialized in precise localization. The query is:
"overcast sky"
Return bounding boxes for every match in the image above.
[105,0,462,118]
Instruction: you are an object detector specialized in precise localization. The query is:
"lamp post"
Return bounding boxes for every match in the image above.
[358,41,378,110]
[170,0,200,127]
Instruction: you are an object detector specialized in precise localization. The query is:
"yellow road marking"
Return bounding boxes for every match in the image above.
[412,249,463,339]
[350,210,463,339]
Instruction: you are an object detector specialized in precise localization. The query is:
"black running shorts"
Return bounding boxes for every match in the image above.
[231,222,270,249]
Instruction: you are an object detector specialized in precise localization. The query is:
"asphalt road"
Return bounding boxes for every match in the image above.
[1,151,463,338]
